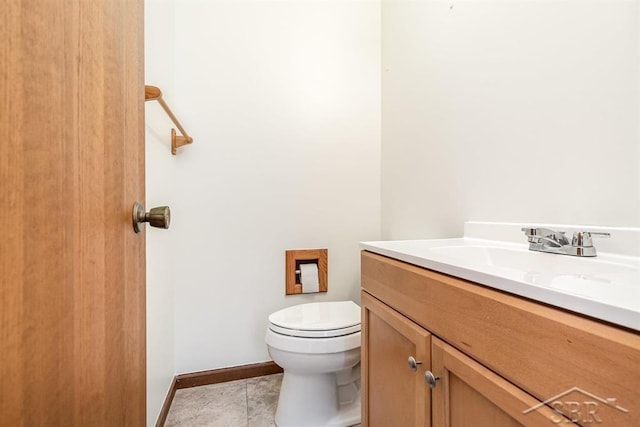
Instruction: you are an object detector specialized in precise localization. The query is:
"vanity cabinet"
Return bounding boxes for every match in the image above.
[361,251,640,427]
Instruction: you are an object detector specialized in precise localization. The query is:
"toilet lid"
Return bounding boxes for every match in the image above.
[268,301,361,338]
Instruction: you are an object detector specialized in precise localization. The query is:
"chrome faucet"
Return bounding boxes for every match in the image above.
[521,227,610,257]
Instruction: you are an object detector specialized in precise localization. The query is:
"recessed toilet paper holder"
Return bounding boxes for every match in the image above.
[295,260,318,283]
[285,249,328,295]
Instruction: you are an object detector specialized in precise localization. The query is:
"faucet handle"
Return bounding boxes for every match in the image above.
[521,227,569,246]
[521,227,563,237]
[571,231,610,248]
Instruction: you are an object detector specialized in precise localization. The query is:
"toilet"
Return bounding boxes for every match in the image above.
[265,301,362,427]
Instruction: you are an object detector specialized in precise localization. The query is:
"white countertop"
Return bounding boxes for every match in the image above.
[361,222,640,331]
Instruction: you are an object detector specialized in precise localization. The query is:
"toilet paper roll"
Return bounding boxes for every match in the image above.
[300,263,320,293]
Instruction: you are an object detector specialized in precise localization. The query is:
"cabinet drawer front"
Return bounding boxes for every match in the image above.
[362,251,640,426]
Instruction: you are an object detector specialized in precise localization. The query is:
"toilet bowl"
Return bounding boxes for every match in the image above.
[265,301,362,427]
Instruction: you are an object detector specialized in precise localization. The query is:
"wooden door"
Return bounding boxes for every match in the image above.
[431,338,572,427]
[1,1,145,425]
[361,291,431,427]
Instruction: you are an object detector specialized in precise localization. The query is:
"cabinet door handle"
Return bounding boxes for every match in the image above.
[407,356,422,372]
[425,371,440,389]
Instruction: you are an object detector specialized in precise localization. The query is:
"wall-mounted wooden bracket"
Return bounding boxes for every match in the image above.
[171,129,192,155]
[145,85,193,155]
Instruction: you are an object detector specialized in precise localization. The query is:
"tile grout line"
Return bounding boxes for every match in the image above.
[245,380,250,427]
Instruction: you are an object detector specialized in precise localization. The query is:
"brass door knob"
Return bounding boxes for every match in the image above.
[132,202,170,233]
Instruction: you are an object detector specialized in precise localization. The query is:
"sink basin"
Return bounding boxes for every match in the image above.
[360,223,640,331]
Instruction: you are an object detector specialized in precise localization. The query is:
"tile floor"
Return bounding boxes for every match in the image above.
[165,374,282,427]
[164,373,361,427]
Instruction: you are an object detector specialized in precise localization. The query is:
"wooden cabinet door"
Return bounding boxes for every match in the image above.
[362,291,431,427]
[431,338,570,427]
[0,1,145,425]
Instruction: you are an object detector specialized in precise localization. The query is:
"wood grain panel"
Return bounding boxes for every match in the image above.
[362,251,640,426]
[362,291,431,427]
[1,3,27,423]
[432,337,569,426]
[448,376,521,427]
[0,1,145,425]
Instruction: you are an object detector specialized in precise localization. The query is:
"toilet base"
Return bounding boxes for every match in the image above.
[274,371,361,427]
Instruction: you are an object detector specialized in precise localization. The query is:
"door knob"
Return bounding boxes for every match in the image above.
[407,356,422,372]
[132,202,170,233]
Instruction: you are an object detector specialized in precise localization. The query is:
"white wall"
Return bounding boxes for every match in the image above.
[381,0,640,240]
[170,0,381,374]
[145,0,177,424]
